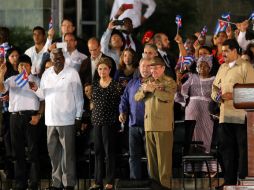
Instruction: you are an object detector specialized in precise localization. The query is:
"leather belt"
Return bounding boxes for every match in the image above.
[11,110,37,116]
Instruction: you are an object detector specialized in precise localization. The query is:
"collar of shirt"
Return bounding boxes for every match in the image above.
[228,60,236,68]
[66,49,78,57]
[155,74,165,82]
[122,33,136,50]
[49,65,65,76]
[91,52,102,62]
[158,49,167,57]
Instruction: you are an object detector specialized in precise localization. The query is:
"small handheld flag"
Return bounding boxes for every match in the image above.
[15,70,28,88]
[49,17,53,29]
[214,20,228,35]
[221,13,231,21]
[215,88,222,102]
[200,26,208,37]
[0,47,5,58]
[175,15,182,34]
[178,56,195,73]
[175,15,182,28]
[249,11,254,20]
[214,13,233,35]
[194,26,208,46]
[0,47,5,63]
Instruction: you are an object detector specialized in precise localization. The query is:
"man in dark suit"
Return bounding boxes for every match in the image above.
[79,37,116,85]
[121,18,143,57]
[53,18,89,55]
[154,33,176,80]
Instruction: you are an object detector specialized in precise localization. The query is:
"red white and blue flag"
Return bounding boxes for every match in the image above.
[0,47,5,58]
[180,55,194,65]
[175,15,182,28]
[214,13,231,35]
[201,26,208,37]
[214,20,227,35]
[221,13,231,21]
[215,88,222,102]
[0,47,6,64]
[15,70,28,88]
[178,55,195,73]
[49,17,53,29]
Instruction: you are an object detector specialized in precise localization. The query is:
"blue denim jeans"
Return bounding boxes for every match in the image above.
[129,126,146,179]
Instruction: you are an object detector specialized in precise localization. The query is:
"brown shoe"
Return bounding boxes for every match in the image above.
[104,184,113,190]
[89,184,103,190]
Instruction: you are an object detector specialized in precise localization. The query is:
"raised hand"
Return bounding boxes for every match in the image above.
[48,28,55,39]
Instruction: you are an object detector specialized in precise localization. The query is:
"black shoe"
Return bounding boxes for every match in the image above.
[64,187,74,190]
[27,188,38,190]
[89,184,103,190]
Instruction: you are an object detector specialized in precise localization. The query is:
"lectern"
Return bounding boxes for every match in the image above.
[233,83,254,177]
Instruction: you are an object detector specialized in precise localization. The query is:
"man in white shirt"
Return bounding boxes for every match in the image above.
[236,20,254,51]
[64,33,87,72]
[0,54,43,190]
[110,0,156,29]
[53,18,89,55]
[32,48,84,190]
[25,26,54,76]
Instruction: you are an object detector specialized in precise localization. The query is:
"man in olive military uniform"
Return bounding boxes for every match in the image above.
[135,57,176,189]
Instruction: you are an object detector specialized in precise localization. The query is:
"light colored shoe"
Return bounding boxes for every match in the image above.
[104,184,113,190]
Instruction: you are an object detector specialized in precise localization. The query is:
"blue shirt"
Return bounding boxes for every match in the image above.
[119,77,145,127]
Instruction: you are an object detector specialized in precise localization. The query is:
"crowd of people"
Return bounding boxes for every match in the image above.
[0,1,254,190]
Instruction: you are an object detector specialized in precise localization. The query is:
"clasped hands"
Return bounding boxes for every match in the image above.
[141,81,164,93]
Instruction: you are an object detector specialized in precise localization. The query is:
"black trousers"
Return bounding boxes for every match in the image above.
[219,122,247,185]
[94,125,116,185]
[10,111,39,189]
[2,112,14,179]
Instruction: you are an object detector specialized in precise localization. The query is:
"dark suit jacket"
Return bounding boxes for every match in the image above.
[158,51,176,81]
[122,33,143,60]
[79,53,117,85]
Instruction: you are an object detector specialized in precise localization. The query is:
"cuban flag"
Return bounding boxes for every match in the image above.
[0,47,5,64]
[214,13,231,35]
[0,42,11,53]
[181,56,194,65]
[48,17,53,29]
[0,47,4,58]
[249,11,254,20]
[175,15,182,28]
[15,70,28,88]
[215,88,222,102]
[200,26,208,37]
[214,20,227,35]
[178,56,194,73]
[221,13,231,21]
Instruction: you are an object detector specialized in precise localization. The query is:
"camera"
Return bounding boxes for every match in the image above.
[113,20,125,26]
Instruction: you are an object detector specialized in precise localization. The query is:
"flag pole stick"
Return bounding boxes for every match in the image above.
[218,19,236,25]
